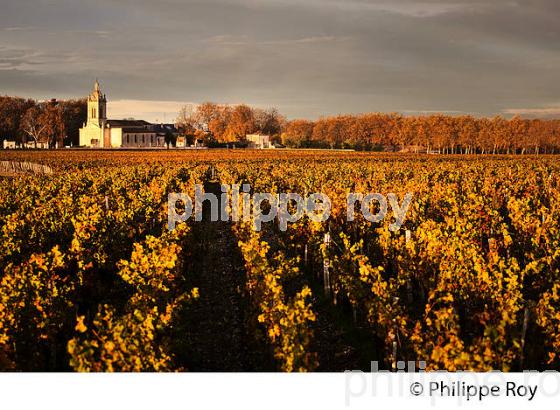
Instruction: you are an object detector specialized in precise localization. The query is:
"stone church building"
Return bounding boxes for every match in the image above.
[79,80,166,148]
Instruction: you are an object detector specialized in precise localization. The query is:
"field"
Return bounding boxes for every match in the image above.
[0,150,558,372]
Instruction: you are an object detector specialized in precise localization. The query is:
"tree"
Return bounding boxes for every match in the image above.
[254,108,285,138]
[311,119,329,148]
[208,106,231,143]
[164,130,176,147]
[350,115,373,150]
[196,102,221,129]
[175,105,198,134]
[388,114,415,152]
[223,104,255,142]
[21,106,48,148]
[475,118,490,154]
[283,119,314,147]
[60,99,87,146]
[457,116,477,154]
[41,100,65,148]
[0,96,35,145]
[509,115,527,154]
[527,119,545,155]
[491,116,508,154]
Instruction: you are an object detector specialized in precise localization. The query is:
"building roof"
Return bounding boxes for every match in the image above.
[106,119,152,128]
[122,127,157,134]
[152,123,178,132]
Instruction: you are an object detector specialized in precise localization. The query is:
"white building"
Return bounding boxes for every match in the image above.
[79,80,165,148]
[246,133,272,149]
[24,141,49,149]
[3,140,16,149]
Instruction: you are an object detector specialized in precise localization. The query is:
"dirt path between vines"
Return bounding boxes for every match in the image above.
[175,178,378,371]
[175,181,272,371]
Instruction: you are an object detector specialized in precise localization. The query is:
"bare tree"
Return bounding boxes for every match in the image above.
[21,106,48,148]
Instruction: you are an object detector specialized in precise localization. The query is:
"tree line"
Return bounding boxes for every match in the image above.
[282,114,560,154]
[0,96,86,148]
[3,93,560,153]
[178,103,560,154]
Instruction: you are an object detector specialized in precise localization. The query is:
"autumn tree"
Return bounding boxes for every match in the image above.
[509,115,527,154]
[60,99,86,146]
[457,116,477,154]
[311,119,329,148]
[0,96,35,145]
[208,106,232,143]
[223,104,255,142]
[350,115,374,150]
[175,105,197,135]
[282,119,314,147]
[254,108,285,138]
[41,100,66,148]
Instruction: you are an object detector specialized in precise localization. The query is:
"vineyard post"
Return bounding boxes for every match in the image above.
[323,232,331,298]
[405,230,413,305]
[392,297,399,372]
[520,304,531,370]
[104,195,109,211]
[488,237,496,254]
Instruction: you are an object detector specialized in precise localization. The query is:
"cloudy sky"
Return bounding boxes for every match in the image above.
[1,0,559,121]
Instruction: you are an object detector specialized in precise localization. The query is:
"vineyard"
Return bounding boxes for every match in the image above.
[0,150,558,372]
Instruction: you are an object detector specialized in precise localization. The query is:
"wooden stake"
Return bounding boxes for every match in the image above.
[323,260,330,297]
[520,306,530,369]
[323,233,331,297]
[392,340,398,372]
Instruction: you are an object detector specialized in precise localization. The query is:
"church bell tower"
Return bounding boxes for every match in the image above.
[87,79,107,127]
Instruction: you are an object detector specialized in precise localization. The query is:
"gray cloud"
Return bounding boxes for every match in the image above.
[0,0,559,119]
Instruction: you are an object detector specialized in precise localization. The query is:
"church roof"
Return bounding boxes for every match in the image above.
[106,119,152,128]
[121,127,157,133]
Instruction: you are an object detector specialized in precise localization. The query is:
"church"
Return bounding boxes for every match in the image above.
[79,80,167,148]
